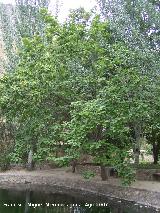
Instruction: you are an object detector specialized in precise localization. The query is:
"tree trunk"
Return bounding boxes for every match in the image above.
[153,141,160,164]
[134,151,140,165]
[26,149,34,171]
[100,165,108,181]
[71,160,77,173]
[133,123,141,165]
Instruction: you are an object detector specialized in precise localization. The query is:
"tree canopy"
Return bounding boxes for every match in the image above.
[0,1,160,185]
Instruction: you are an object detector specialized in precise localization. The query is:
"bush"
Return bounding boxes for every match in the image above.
[82,170,95,180]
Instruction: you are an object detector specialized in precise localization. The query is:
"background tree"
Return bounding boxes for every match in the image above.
[0,0,65,169]
[97,0,160,164]
[0,0,51,72]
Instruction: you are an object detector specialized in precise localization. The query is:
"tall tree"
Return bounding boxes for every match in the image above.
[97,0,160,164]
[1,8,146,184]
[0,0,50,72]
[0,0,51,169]
[0,7,159,184]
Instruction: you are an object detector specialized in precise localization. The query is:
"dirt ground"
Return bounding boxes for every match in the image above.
[0,167,160,192]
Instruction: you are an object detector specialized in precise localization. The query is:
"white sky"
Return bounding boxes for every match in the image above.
[0,0,96,21]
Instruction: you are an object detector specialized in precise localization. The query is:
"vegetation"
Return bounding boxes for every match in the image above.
[82,171,95,180]
[0,0,159,185]
[97,0,160,164]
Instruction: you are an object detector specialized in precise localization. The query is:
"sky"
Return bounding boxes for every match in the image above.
[0,0,97,21]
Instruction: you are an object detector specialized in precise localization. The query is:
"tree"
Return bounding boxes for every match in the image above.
[97,0,160,164]
[0,0,50,72]
[0,7,159,184]
[0,9,71,168]
[0,0,50,169]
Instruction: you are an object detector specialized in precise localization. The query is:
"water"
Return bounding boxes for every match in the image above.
[0,188,159,213]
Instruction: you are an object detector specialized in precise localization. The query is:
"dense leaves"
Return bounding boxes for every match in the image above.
[0,4,160,184]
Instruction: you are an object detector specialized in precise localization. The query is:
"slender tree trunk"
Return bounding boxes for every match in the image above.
[153,141,160,164]
[26,137,37,170]
[100,165,108,181]
[134,151,140,165]
[133,123,141,165]
[71,159,77,173]
[26,149,34,171]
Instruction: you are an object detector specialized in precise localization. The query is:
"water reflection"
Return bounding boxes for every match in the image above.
[24,191,30,213]
[0,188,159,213]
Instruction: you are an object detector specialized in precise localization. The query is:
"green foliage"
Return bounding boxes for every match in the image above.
[82,170,95,180]
[97,0,160,166]
[0,5,159,185]
[0,156,10,171]
[134,163,160,170]
[0,117,14,170]
[0,1,50,72]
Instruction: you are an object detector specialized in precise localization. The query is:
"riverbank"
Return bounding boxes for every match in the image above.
[0,168,160,210]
